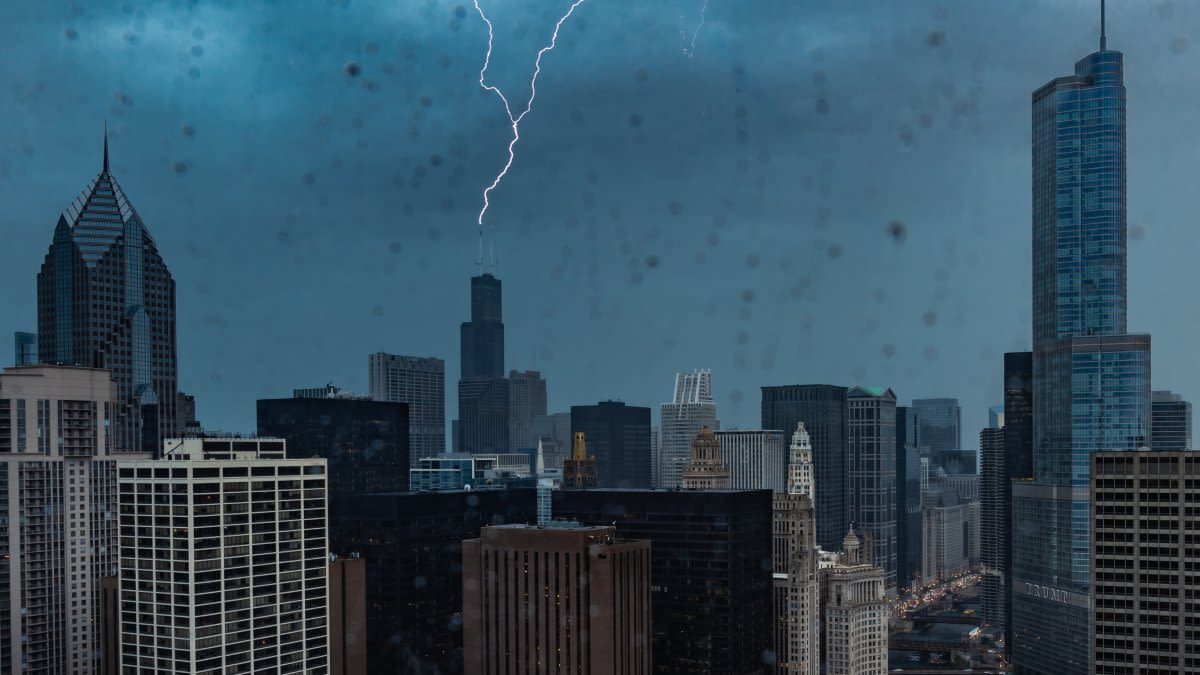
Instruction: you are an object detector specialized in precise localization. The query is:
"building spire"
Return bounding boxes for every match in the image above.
[102,122,110,173]
[1100,0,1106,51]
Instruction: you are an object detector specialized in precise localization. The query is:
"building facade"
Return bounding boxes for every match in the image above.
[36,135,177,455]
[368,353,446,464]
[761,384,848,550]
[257,395,410,496]
[820,531,887,675]
[116,439,329,673]
[920,487,971,583]
[771,423,820,675]
[895,406,922,591]
[658,370,718,489]
[1091,451,1199,674]
[462,524,651,674]
[570,401,652,489]
[458,273,509,454]
[562,432,599,489]
[531,412,571,472]
[716,429,785,492]
[681,426,730,490]
[1150,390,1191,451]
[911,398,961,460]
[1012,26,1153,674]
[846,386,897,592]
[12,332,36,366]
[507,369,547,452]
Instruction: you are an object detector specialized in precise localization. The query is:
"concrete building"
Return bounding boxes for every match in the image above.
[562,431,599,489]
[0,365,136,673]
[920,486,972,583]
[682,425,730,490]
[329,555,367,675]
[1092,451,1199,674]
[820,530,888,675]
[659,370,719,489]
[507,369,547,452]
[716,429,785,492]
[116,438,329,673]
[368,353,446,463]
[462,523,651,674]
[846,386,898,592]
[772,423,820,675]
[1150,390,1191,451]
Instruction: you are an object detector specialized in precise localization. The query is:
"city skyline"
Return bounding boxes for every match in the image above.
[4,3,1200,442]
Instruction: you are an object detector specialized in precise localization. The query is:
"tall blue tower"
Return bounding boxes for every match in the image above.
[1011,4,1151,673]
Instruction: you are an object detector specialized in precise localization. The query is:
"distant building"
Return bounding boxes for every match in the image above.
[761,384,849,549]
[12,331,36,366]
[649,425,660,487]
[772,423,820,675]
[330,489,537,673]
[531,412,571,471]
[562,432,599,489]
[369,353,446,463]
[507,369,547,452]
[716,429,785,492]
[571,401,652,489]
[920,486,972,583]
[257,395,410,496]
[462,524,651,674]
[682,426,730,490]
[938,473,980,501]
[659,370,719,489]
[329,555,368,675]
[553,488,773,674]
[911,398,961,458]
[1091,451,1198,674]
[1150,390,1191,450]
[895,406,922,591]
[820,529,888,675]
[847,386,898,592]
[175,390,200,437]
[294,382,345,399]
[116,438,328,673]
[458,273,509,454]
[989,404,1004,429]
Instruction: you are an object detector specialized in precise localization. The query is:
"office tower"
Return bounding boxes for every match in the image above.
[1150,390,1191,450]
[459,273,509,453]
[0,365,134,673]
[911,398,961,456]
[553,489,773,674]
[920,486,971,583]
[563,431,599,489]
[938,473,980,501]
[989,404,1004,429]
[570,401,652,489]
[507,369,547,451]
[174,390,200,437]
[330,489,536,673]
[257,394,410,496]
[846,386,897,592]
[820,530,888,675]
[1011,11,1153,673]
[659,369,719,489]
[12,331,36,366]
[116,438,328,673]
[1091,451,1198,674]
[36,133,177,455]
[649,425,659,487]
[895,406,922,590]
[532,412,571,471]
[369,353,446,463]
[761,384,848,549]
[462,523,652,674]
[716,429,785,491]
[682,426,730,490]
[772,423,820,675]
[328,555,368,675]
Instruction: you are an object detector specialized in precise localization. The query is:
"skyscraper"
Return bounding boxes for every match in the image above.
[772,423,820,675]
[761,384,849,550]
[570,401,652,489]
[36,132,177,455]
[846,386,898,592]
[1149,389,1191,450]
[458,273,509,453]
[1011,12,1152,673]
[659,369,718,489]
[895,406,922,590]
[911,398,961,456]
[12,332,36,366]
[507,369,547,451]
[531,411,571,471]
[715,429,785,492]
[368,353,446,463]
[681,425,730,490]
[819,530,888,675]
[562,431,599,489]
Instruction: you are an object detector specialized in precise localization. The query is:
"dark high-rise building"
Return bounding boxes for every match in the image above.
[980,351,1034,645]
[1150,390,1191,450]
[369,353,446,463]
[330,489,537,674]
[458,273,509,453]
[895,406,922,591]
[12,332,36,366]
[257,395,410,496]
[507,369,547,451]
[552,489,773,675]
[1011,13,1152,673]
[570,401,652,489]
[846,386,898,592]
[36,132,177,454]
[912,398,961,456]
[761,384,849,550]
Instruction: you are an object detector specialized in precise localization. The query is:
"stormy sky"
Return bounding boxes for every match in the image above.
[2,0,1198,444]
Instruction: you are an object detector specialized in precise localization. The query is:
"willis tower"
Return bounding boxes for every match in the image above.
[457,257,509,453]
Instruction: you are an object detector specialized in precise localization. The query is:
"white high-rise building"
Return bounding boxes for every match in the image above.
[368,353,446,463]
[820,530,888,675]
[659,369,718,489]
[117,438,329,673]
[716,429,785,492]
[772,423,820,674]
[0,365,141,673]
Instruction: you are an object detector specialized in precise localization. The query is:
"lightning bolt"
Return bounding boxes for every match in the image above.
[474,0,588,227]
[679,0,709,58]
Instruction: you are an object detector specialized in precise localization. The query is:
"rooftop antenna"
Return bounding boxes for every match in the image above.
[1100,0,1106,51]
[102,122,110,173]
[475,227,484,275]
[488,223,496,273]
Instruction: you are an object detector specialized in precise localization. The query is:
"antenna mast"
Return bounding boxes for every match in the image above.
[1100,0,1106,51]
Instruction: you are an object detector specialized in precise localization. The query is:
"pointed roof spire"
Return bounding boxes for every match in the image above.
[1100,0,1106,51]
[102,122,110,173]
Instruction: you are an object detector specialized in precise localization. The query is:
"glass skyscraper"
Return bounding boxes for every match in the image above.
[1011,28,1151,675]
[36,132,177,455]
[457,272,509,453]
